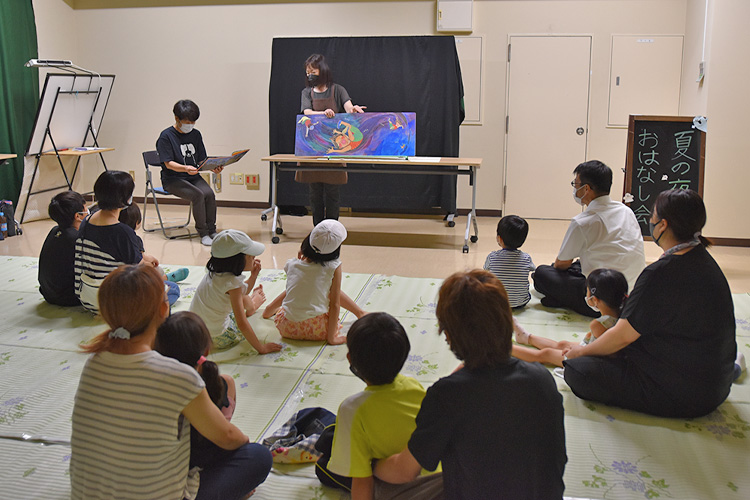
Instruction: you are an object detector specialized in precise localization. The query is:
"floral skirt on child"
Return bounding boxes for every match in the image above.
[274,309,336,341]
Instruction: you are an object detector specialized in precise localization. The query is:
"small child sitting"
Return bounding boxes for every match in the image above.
[190,229,282,353]
[483,215,536,308]
[39,191,88,306]
[263,220,366,345]
[513,268,628,367]
[118,203,189,284]
[154,312,238,468]
[316,313,443,499]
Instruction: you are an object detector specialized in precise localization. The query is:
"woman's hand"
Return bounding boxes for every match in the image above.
[212,166,224,174]
[185,165,199,176]
[352,105,367,113]
[562,344,584,360]
[324,108,335,118]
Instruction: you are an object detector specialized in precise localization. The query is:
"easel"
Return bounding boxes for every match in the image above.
[21,73,115,223]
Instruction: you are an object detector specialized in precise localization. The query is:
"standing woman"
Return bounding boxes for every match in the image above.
[70,265,272,500]
[297,54,366,226]
[564,189,737,418]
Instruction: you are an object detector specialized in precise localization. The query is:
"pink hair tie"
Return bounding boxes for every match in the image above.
[197,355,207,366]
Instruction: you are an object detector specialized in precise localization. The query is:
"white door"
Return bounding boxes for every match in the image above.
[504,36,592,219]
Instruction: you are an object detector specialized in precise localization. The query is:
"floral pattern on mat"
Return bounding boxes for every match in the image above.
[583,445,673,499]
[685,407,750,440]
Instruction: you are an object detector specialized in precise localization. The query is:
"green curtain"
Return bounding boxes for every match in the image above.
[0,0,39,206]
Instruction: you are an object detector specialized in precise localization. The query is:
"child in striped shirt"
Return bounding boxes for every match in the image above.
[483,215,535,308]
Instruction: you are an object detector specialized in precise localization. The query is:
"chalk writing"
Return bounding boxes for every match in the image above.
[625,117,704,236]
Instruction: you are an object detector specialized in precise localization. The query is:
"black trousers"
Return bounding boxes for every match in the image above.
[309,183,340,226]
[532,261,599,318]
[564,350,723,418]
[162,175,217,237]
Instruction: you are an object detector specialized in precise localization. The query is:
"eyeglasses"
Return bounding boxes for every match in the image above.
[571,181,586,189]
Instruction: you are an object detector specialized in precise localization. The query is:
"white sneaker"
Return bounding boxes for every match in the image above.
[201,235,213,247]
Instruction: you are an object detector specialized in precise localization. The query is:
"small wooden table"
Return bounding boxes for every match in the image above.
[260,154,482,252]
[0,153,17,164]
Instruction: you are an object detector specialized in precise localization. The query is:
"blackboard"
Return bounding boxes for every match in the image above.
[623,115,705,237]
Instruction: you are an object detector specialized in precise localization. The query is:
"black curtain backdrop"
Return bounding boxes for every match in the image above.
[268,36,464,214]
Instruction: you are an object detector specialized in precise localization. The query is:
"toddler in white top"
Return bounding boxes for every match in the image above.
[513,268,628,367]
[190,229,282,353]
[263,220,366,345]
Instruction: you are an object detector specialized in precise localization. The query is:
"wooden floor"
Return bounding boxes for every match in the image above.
[4,205,750,292]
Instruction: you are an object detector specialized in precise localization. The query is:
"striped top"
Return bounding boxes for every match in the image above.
[74,219,143,313]
[484,248,536,307]
[71,350,204,500]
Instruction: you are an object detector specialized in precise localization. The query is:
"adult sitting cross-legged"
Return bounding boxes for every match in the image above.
[533,160,645,317]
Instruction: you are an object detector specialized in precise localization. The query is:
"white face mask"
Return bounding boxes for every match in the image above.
[573,185,585,205]
[180,122,194,133]
[585,295,600,313]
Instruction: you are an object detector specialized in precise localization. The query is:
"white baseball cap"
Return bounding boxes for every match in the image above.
[211,229,265,258]
[310,220,347,254]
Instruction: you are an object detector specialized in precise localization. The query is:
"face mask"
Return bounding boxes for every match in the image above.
[180,122,194,133]
[585,295,600,313]
[124,195,133,208]
[649,219,663,246]
[573,185,585,205]
[307,73,319,85]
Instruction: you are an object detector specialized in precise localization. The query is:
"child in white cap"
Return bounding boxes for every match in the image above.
[190,229,283,353]
[263,220,367,345]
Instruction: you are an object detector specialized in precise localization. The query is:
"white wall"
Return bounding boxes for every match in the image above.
[698,0,750,239]
[33,0,704,222]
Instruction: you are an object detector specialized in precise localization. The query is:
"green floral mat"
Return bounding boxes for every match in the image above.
[0,256,747,499]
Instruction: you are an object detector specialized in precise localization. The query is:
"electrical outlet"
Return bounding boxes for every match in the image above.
[230,173,245,185]
[246,174,260,190]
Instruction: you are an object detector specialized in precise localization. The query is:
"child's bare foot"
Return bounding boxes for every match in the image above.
[246,285,266,316]
[513,317,531,345]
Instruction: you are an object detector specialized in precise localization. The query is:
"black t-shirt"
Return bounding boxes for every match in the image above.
[621,245,736,412]
[38,225,80,307]
[155,126,208,183]
[408,358,566,500]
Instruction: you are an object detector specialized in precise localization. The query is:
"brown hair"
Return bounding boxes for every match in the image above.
[81,265,165,353]
[436,269,513,369]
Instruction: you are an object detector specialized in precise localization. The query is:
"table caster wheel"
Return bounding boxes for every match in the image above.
[275,227,284,235]
[261,214,267,221]
[272,236,280,244]
[470,235,478,243]
[447,221,455,228]
[462,245,469,253]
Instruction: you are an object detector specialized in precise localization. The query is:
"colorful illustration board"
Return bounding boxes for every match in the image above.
[294,112,416,157]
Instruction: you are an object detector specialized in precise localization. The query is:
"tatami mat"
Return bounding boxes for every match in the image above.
[1,256,748,500]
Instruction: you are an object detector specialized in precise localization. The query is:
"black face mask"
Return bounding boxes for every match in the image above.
[307,73,319,85]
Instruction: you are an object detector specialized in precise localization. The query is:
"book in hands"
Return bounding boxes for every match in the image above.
[198,149,249,171]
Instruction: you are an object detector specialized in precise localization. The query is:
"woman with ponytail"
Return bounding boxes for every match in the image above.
[71,265,271,500]
[564,189,738,418]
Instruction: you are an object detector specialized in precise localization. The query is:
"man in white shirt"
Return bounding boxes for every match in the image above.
[533,160,645,317]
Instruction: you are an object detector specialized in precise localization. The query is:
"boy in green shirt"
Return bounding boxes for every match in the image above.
[317,312,442,500]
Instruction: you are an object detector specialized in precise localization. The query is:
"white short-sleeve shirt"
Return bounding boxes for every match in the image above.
[558,195,645,290]
[190,272,248,335]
